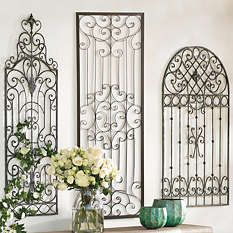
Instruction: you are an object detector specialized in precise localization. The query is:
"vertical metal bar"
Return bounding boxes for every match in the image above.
[109,14,113,216]
[178,106,181,199]
[195,96,198,206]
[203,96,206,206]
[170,106,173,197]
[132,44,135,181]
[187,97,190,206]
[140,12,145,209]
[76,13,80,147]
[227,98,230,205]
[162,92,165,199]
[94,37,96,147]
[211,106,214,205]
[55,69,58,214]
[4,68,8,187]
[219,105,222,204]
[125,24,128,193]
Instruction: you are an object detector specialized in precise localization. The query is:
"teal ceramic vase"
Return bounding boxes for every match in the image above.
[139,207,167,229]
[153,199,186,227]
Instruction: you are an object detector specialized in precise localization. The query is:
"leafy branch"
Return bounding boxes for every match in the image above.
[0,121,56,233]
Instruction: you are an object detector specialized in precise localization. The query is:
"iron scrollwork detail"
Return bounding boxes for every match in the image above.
[162,46,229,207]
[77,13,144,217]
[5,14,58,215]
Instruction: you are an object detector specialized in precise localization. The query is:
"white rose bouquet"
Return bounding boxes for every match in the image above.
[49,146,118,233]
[49,147,118,196]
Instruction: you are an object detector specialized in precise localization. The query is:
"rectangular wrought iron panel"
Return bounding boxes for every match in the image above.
[5,15,58,215]
[162,46,229,207]
[77,12,144,218]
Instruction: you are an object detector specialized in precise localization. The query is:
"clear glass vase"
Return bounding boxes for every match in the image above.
[72,189,104,233]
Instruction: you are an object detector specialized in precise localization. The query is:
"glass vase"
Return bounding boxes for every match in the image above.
[72,189,104,233]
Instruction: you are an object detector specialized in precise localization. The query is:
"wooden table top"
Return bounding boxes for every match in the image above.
[105,225,213,233]
[44,224,213,233]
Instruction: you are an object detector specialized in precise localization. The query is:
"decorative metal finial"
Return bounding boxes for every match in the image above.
[27,13,36,31]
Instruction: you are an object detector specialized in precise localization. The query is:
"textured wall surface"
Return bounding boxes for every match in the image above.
[0,0,232,232]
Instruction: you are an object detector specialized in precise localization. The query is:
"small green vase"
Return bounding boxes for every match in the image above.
[153,199,186,227]
[139,207,167,229]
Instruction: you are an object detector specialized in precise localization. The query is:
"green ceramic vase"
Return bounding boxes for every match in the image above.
[139,207,167,229]
[153,199,186,227]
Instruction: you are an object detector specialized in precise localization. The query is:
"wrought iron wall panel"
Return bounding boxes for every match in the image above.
[77,12,144,218]
[5,15,58,215]
[162,46,229,207]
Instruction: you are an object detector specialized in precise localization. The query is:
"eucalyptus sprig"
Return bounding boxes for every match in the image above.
[0,120,56,233]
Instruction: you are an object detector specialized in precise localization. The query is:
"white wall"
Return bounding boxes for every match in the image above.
[0,0,233,232]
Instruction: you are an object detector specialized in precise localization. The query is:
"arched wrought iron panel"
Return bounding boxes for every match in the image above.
[5,15,58,215]
[162,46,229,207]
[76,12,144,218]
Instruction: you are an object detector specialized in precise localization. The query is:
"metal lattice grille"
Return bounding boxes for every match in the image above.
[5,15,58,215]
[77,12,144,218]
[162,46,229,207]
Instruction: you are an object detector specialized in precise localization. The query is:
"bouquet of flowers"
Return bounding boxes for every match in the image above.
[48,147,118,194]
[48,146,118,233]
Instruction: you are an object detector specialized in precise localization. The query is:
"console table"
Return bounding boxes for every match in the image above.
[105,225,213,233]
[45,224,213,233]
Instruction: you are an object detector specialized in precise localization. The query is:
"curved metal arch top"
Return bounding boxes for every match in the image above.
[5,14,58,215]
[163,46,229,95]
[162,46,229,207]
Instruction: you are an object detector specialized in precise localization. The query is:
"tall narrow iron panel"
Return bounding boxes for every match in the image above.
[5,15,58,215]
[77,12,144,218]
[162,46,229,207]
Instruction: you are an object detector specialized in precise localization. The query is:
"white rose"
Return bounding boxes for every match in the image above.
[101,181,109,189]
[91,166,100,175]
[58,183,68,191]
[9,229,16,233]
[58,160,64,167]
[82,159,88,166]
[47,166,55,175]
[99,168,110,178]
[89,176,96,185]
[33,192,40,199]
[70,151,76,158]
[41,148,47,157]
[102,159,113,170]
[56,168,63,175]
[2,202,8,208]
[88,147,103,160]
[53,181,58,187]
[75,171,89,187]
[60,149,70,155]
[21,174,27,181]
[95,158,104,168]
[64,160,72,169]
[20,146,30,155]
[72,156,83,166]
[21,212,26,219]
[67,176,74,184]
[51,155,57,162]
[67,169,75,176]
[10,211,14,220]
[7,210,14,220]
[111,167,119,180]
